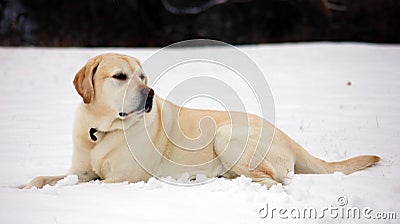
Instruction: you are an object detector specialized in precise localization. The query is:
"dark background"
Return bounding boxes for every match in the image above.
[1,0,399,47]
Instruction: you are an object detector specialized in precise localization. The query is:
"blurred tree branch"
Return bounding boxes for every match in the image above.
[321,0,346,11]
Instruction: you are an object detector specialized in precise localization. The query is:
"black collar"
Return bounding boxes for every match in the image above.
[89,128,98,141]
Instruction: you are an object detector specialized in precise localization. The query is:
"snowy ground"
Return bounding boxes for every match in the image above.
[0,43,399,223]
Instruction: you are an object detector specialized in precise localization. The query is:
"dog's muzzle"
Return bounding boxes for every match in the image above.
[118,88,154,118]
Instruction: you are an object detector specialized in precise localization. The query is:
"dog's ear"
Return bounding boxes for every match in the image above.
[73,57,100,104]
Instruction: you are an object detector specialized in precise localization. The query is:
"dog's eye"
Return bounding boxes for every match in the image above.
[112,73,127,80]
[139,74,145,80]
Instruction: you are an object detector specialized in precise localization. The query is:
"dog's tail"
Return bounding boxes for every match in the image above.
[293,143,380,174]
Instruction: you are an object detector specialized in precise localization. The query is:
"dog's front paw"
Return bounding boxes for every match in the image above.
[24,176,48,189]
[23,175,66,189]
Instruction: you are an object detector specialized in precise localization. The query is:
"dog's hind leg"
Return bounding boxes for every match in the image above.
[213,124,279,188]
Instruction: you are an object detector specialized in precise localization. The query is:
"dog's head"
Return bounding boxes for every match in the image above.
[73,53,154,123]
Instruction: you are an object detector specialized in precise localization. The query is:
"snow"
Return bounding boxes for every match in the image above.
[0,43,399,223]
[54,175,79,187]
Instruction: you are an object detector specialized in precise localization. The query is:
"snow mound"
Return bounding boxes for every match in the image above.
[56,175,79,187]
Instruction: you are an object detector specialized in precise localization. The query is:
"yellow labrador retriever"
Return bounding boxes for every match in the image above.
[25,53,380,189]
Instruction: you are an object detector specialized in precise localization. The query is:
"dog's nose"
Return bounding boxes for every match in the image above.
[141,87,154,99]
[142,87,154,113]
